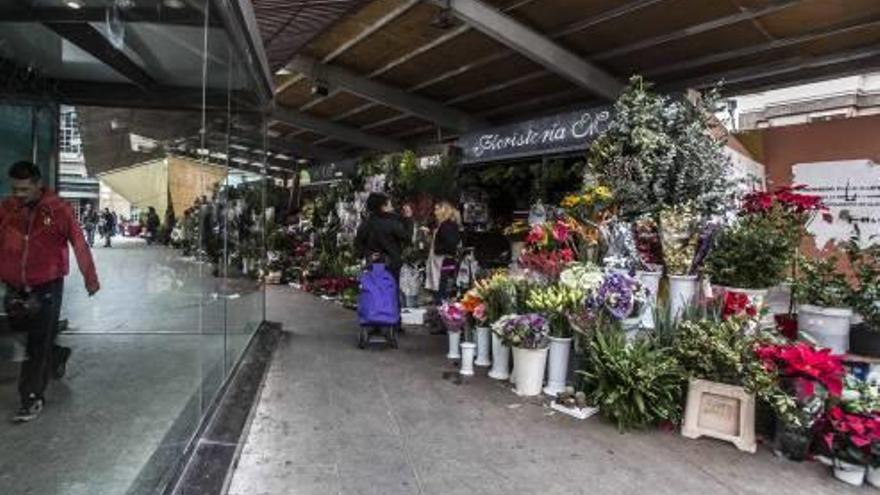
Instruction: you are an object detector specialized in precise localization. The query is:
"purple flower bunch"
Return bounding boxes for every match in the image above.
[492,313,550,349]
[588,272,649,320]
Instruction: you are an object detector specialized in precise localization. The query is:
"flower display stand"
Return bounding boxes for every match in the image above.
[475,326,492,367]
[681,379,756,453]
[447,331,461,360]
[513,347,548,397]
[460,342,476,376]
[488,333,510,380]
[543,337,571,396]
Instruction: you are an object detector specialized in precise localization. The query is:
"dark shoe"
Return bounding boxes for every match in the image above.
[13,395,44,423]
[53,346,72,379]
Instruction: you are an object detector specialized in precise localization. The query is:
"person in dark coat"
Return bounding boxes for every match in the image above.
[354,193,409,281]
[145,206,161,245]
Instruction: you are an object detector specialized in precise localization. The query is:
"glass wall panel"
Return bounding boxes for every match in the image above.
[0,1,269,493]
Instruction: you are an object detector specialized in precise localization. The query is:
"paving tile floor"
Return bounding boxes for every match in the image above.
[229,287,861,495]
[0,238,263,495]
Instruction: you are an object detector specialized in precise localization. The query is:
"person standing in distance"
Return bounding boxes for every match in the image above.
[0,161,100,422]
[81,202,98,247]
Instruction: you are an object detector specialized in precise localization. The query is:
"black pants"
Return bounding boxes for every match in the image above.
[8,279,65,403]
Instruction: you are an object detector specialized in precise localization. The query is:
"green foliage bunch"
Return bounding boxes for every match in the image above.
[673,319,802,427]
[588,77,732,219]
[577,330,685,431]
[706,211,797,289]
[792,255,852,308]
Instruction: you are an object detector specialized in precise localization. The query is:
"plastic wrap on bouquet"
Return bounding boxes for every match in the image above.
[600,220,638,272]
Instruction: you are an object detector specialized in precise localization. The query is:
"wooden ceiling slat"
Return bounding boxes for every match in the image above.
[757,0,880,38]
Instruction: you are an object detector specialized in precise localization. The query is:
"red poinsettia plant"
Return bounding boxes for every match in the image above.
[741,185,831,220]
[721,291,758,320]
[815,406,880,466]
[755,342,845,398]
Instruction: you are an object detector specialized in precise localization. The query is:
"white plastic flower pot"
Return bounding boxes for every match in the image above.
[798,304,853,354]
[459,342,476,376]
[636,270,662,329]
[668,275,699,322]
[447,331,462,360]
[543,337,571,396]
[867,465,880,488]
[513,346,549,397]
[488,332,510,380]
[833,460,866,487]
[475,326,492,367]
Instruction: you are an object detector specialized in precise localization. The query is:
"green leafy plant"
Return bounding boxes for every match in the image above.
[577,330,684,431]
[706,213,796,289]
[588,77,732,219]
[846,229,880,330]
[673,319,802,427]
[791,255,852,309]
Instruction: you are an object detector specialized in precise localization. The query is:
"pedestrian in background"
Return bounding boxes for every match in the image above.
[425,201,461,305]
[0,161,100,422]
[101,208,116,247]
[81,203,98,248]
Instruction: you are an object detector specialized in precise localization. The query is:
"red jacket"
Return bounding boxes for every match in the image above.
[0,189,99,292]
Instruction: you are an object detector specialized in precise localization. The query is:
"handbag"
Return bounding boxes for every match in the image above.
[4,289,41,320]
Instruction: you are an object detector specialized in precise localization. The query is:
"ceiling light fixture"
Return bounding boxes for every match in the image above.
[164,0,187,8]
[66,1,84,10]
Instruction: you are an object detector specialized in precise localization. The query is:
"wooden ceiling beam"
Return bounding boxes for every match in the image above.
[272,106,403,152]
[287,55,486,132]
[428,0,622,100]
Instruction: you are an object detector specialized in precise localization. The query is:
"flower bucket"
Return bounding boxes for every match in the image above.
[460,342,476,376]
[543,337,571,396]
[513,346,548,397]
[833,460,866,487]
[447,331,461,360]
[798,304,852,354]
[668,275,699,322]
[475,326,492,367]
[867,465,880,488]
[488,332,510,380]
[850,323,880,358]
[636,270,662,329]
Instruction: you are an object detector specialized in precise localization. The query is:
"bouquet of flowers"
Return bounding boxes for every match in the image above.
[525,284,584,338]
[473,271,516,324]
[658,204,718,276]
[633,216,663,271]
[491,313,550,349]
[559,262,604,294]
[439,302,466,333]
[589,272,651,321]
[525,219,574,252]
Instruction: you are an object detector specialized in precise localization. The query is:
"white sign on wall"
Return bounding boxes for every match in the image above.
[792,160,880,248]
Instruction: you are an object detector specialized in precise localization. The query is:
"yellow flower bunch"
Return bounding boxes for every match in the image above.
[560,185,613,209]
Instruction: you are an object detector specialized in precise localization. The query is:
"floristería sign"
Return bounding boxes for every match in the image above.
[459,106,612,164]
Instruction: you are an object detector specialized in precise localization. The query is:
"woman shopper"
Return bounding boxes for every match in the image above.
[425,201,461,305]
[354,193,409,282]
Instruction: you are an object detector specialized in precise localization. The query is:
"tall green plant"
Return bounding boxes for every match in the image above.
[577,330,684,431]
[706,213,796,289]
[588,77,732,219]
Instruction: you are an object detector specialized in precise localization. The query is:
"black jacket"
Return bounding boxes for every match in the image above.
[355,212,409,271]
[433,220,460,257]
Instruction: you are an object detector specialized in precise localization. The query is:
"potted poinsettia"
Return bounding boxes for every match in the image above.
[814,406,880,486]
[755,342,845,461]
[708,185,830,318]
[493,313,550,397]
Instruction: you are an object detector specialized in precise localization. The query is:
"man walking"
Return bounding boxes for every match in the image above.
[102,208,115,247]
[0,161,100,422]
[81,202,98,247]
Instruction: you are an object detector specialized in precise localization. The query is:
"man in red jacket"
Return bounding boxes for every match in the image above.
[0,161,100,422]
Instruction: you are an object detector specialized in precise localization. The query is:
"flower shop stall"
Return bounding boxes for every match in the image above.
[283,73,880,488]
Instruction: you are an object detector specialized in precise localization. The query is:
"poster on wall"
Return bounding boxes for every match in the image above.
[792,160,880,248]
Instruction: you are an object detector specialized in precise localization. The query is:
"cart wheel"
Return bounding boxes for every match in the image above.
[358,327,367,349]
[388,326,399,349]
